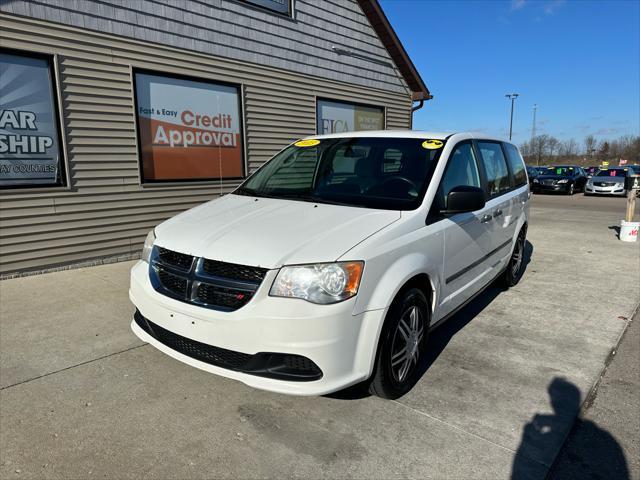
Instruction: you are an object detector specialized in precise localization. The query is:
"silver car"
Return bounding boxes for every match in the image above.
[584,168,630,196]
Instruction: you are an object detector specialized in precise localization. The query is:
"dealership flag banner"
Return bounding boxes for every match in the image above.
[135,73,243,181]
[0,52,62,187]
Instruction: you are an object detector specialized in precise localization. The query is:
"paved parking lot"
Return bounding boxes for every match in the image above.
[1,194,638,479]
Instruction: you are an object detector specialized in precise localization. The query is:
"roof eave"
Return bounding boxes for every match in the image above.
[356,0,432,101]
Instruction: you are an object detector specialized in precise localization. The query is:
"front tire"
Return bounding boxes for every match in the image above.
[567,183,575,195]
[369,288,430,399]
[502,227,526,288]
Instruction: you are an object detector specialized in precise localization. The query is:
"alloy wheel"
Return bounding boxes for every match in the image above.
[511,234,524,277]
[390,305,425,383]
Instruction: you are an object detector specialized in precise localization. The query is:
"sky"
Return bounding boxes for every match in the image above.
[380,0,640,147]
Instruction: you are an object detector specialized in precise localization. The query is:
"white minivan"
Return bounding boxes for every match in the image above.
[130,131,530,399]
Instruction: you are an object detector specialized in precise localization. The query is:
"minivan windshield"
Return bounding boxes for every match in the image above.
[596,169,627,177]
[235,137,446,210]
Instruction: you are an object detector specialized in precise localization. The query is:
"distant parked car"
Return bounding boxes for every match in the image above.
[628,164,640,175]
[585,167,633,197]
[532,166,588,195]
[526,166,539,187]
[584,166,600,178]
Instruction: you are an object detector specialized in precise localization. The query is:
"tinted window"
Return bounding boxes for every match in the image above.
[546,166,575,176]
[503,143,527,187]
[596,169,627,177]
[436,142,481,210]
[477,141,510,196]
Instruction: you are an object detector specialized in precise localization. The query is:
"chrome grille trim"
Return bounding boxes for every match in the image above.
[149,246,267,312]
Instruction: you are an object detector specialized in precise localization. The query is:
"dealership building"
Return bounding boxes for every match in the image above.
[0,0,431,276]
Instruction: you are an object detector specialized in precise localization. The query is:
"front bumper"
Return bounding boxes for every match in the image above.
[532,182,571,193]
[129,260,386,395]
[585,184,626,196]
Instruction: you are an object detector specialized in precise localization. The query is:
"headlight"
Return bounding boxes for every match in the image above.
[557,179,569,184]
[270,261,364,304]
[141,229,156,263]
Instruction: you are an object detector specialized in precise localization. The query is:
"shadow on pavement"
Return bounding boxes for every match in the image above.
[608,225,621,239]
[328,240,534,401]
[512,377,629,480]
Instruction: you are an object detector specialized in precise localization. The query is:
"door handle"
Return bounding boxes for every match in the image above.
[493,209,503,218]
[480,214,492,223]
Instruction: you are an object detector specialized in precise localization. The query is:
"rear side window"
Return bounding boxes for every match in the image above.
[436,142,481,210]
[477,141,510,197]
[503,143,527,187]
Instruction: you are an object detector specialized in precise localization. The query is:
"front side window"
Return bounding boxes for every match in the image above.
[435,142,481,210]
[134,71,244,183]
[316,99,385,135]
[236,137,445,210]
[503,143,527,187]
[477,141,510,197]
[1,50,65,188]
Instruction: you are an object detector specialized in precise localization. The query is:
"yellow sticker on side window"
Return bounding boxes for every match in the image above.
[294,139,320,147]
[422,139,443,149]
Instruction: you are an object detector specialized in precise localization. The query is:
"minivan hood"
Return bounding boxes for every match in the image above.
[154,194,401,269]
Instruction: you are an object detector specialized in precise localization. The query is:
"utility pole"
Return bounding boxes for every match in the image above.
[531,104,537,143]
[505,93,519,141]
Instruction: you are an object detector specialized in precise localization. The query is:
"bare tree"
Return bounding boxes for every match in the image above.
[584,135,597,156]
[560,138,578,158]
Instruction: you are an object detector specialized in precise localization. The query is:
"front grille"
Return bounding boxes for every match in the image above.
[542,179,556,186]
[158,269,188,297]
[149,246,267,311]
[195,282,253,310]
[203,259,268,282]
[594,182,615,187]
[157,247,193,271]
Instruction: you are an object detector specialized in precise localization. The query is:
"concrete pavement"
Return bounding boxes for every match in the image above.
[1,194,638,479]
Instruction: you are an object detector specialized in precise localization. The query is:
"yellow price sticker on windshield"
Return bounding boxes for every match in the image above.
[294,139,320,147]
[422,139,443,149]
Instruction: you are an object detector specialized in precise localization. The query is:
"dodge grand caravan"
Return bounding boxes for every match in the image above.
[130,131,530,399]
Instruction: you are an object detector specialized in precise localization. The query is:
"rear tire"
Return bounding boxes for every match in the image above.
[501,227,526,288]
[369,288,430,399]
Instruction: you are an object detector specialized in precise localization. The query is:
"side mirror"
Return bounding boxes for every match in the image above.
[443,185,486,214]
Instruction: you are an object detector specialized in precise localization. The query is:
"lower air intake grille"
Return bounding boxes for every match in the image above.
[136,311,251,369]
[134,311,323,381]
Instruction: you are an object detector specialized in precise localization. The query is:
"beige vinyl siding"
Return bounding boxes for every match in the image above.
[0,13,412,275]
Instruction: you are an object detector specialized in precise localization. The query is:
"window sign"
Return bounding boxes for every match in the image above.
[134,71,244,182]
[0,51,65,188]
[244,0,291,15]
[317,99,384,135]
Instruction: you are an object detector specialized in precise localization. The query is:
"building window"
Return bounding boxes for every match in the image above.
[133,70,245,183]
[316,99,385,135]
[0,49,66,189]
[243,0,292,16]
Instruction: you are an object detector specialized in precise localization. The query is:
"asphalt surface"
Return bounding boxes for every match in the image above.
[550,309,640,480]
[1,192,638,479]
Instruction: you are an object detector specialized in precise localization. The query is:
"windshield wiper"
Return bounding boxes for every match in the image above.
[234,186,281,199]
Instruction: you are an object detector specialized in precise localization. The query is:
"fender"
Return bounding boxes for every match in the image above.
[352,251,442,316]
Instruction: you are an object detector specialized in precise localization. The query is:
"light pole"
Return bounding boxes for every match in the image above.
[505,93,519,141]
